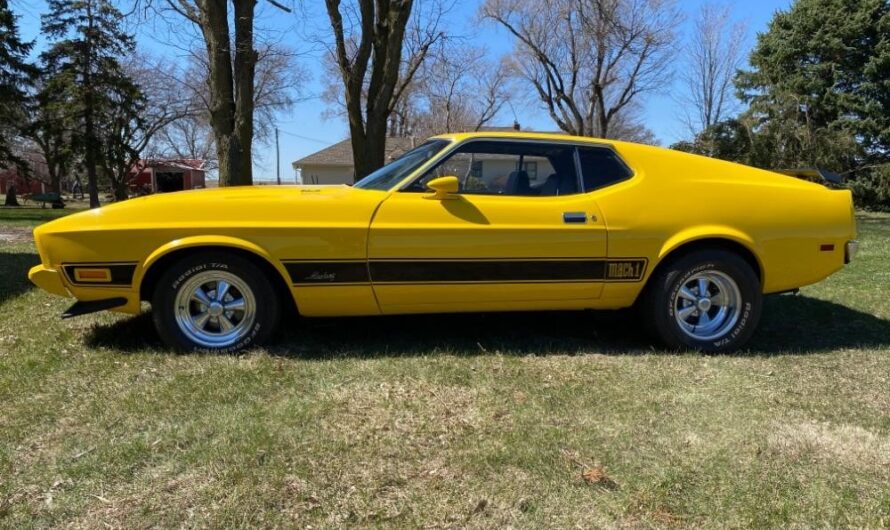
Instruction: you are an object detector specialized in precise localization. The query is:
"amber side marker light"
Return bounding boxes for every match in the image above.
[73,268,112,283]
[820,244,835,252]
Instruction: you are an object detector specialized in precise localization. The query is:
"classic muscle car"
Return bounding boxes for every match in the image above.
[29,132,858,352]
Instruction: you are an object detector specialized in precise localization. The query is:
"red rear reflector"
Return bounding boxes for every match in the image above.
[820,244,835,252]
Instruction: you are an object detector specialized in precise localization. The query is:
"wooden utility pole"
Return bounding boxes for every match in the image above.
[275,127,280,185]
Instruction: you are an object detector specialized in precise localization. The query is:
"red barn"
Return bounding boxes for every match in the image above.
[0,146,51,195]
[0,168,47,195]
[129,159,207,194]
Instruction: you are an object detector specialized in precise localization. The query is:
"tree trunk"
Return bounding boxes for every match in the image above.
[50,172,61,194]
[231,0,256,186]
[4,185,19,206]
[351,118,387,181]
[73,175,84,199]
[327,0,419,182]
[200,0,255,186]
[83,0,100,209]
[112,180,129,201]
[83,93,101,208]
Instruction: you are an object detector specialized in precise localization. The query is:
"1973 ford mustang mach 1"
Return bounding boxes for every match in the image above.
[29,132,858,352]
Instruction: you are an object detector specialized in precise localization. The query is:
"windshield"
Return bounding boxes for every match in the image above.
[353,139,450,190]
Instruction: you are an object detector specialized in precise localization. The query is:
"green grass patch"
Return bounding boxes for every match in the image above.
[0,206,86,227]
[0,211,888,528]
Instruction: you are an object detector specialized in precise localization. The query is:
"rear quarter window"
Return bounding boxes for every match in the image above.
[578,147,633,191]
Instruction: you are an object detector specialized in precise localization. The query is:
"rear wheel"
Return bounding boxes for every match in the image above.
[643,250,762,352]
[151,252,280,352]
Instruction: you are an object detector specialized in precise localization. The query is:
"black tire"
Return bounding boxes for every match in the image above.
[151,251,280,353]
[642,249,762,352]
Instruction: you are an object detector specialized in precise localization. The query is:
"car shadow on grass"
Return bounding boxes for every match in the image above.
[0,252,38,305]
[84,294,890,357]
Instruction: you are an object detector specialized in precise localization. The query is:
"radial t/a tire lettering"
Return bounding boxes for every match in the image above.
[642,250,762,352]
[151,251,280,353]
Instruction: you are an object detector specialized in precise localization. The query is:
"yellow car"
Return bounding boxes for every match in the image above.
[29,132,858,352]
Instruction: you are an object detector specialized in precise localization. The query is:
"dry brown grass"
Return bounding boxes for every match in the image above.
[767,420,890,471]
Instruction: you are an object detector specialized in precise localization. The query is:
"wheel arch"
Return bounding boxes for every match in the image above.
[647,229,764,294]
[137,237,295,312]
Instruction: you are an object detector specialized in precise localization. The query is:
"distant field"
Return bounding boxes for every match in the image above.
[0,207,888,529]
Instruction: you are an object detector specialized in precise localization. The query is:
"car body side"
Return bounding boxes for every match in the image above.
[29,132,857,318]
[592,139,855,304]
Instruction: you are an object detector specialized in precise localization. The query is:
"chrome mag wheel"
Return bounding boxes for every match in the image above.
[673,270,742,341]
[173,270,257,348]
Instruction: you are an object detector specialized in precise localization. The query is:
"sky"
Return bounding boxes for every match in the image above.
[13,0,792,182]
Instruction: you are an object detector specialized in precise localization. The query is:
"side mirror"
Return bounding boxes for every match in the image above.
[425,176,460,199]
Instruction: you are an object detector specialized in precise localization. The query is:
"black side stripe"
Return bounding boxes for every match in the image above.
[62,262,138,287]
[283,258,647,285]
[373,260,608,282]
[283,261,369,284]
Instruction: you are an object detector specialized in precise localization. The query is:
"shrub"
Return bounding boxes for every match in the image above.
[848,166,890,212]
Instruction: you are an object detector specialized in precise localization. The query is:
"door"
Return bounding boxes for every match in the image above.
[367,139,609,314]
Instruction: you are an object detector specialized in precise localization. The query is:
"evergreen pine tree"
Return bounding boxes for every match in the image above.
[40,0,139,208]
[0,0,34,168]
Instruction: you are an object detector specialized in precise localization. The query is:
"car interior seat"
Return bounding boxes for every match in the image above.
[504,170,532,195]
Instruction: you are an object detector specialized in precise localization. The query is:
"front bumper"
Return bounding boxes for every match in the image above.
[845,240,859,264]
[28,265,70,297]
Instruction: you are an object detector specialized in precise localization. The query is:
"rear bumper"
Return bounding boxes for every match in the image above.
[28,265,70,297]
[845,240,859,264]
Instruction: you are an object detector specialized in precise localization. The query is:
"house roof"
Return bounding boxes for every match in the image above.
[292,137,419,168]
[291,127,569,169]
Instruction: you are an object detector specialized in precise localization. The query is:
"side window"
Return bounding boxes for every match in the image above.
[578,147,632,191]
[408,141,580,196]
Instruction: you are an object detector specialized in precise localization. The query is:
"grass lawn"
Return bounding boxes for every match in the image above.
[0,206,85,227]
[1,207,888,528]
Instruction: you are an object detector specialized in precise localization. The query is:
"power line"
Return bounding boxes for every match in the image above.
[277,129,337,145]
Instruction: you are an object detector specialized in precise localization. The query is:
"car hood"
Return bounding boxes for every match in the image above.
[35,185,388,235]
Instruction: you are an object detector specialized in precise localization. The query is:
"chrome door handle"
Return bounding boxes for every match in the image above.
[563,212,587,224]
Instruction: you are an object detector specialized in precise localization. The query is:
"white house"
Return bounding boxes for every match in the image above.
[291,137,420,185]
[291,126,538,185]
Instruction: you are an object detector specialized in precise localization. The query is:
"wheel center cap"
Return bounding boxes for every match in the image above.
[696,298,712,312]
[208,301,224,317]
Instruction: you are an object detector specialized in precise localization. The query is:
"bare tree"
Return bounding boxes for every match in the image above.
[100,55,193,200]
[165,0,260,186]
[482,0,680,140]
[678,3,746,140]
[181,42,304,142]
[152,114,218,170]
[605,101,658,144]
[322,0,447,180]
[152,41,303,173]
[406,43,512,137]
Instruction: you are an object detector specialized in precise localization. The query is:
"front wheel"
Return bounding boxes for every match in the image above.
[151,252,280,353]
[642,250,762,352]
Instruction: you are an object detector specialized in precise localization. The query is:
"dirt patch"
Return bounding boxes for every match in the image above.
[0,227,33,244]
